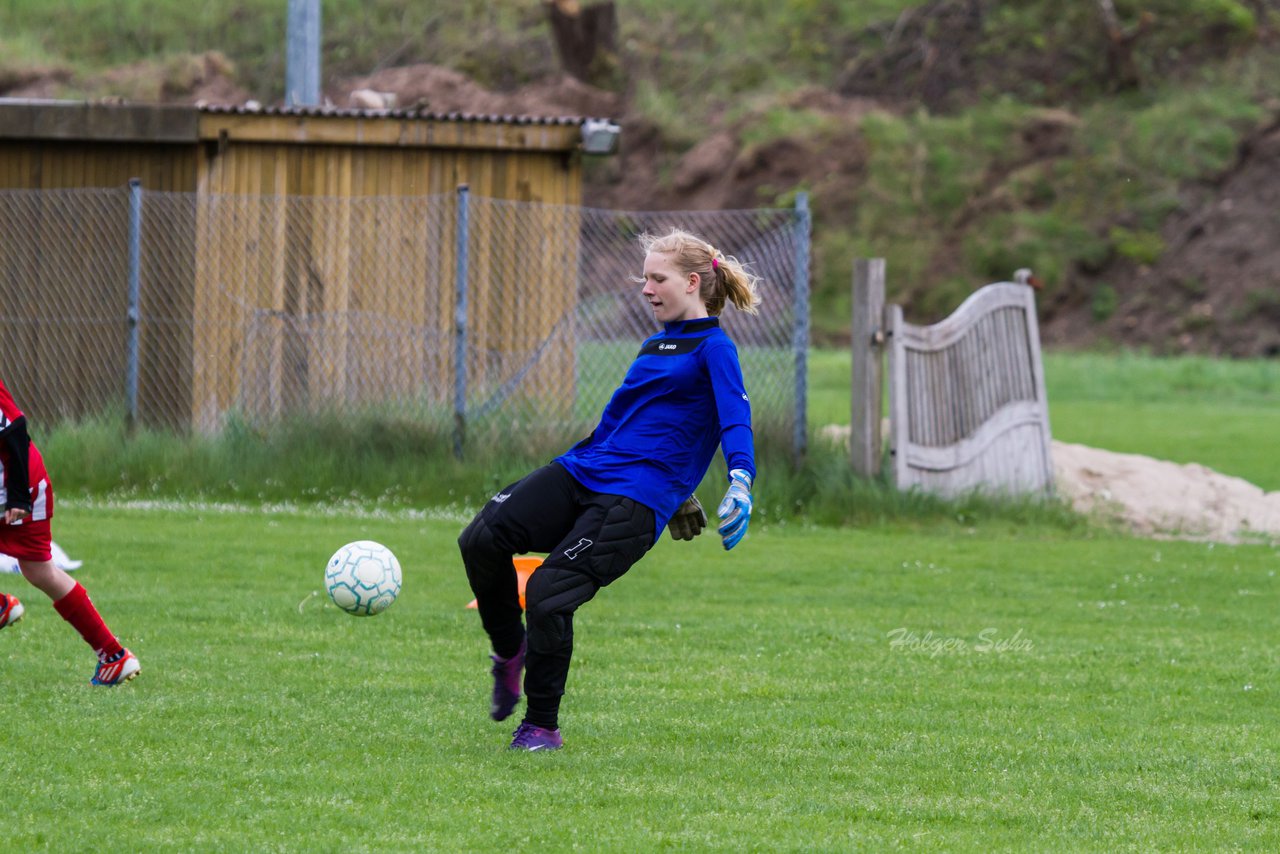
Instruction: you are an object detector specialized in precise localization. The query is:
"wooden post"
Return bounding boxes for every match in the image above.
[850,258,886,478]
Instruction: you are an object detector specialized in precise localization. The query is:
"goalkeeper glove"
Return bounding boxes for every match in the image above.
[716,469,753,551]
[667,495,707,541]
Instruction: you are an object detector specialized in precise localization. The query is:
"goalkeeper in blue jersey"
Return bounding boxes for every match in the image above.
[459,228,760,751]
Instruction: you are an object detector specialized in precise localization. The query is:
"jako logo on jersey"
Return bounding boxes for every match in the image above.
[659,343,677,351]
[492,492,511,504]
[564,538,593,560]
[741,393,749,401]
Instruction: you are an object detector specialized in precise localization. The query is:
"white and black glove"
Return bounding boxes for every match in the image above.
[667,495,707,541]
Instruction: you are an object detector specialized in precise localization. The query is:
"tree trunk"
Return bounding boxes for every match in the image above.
[1095,0,1154,90]
[545,0,619,87]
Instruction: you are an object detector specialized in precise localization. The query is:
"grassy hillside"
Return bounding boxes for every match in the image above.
[0,1,921,98]
[3,1,1278,353]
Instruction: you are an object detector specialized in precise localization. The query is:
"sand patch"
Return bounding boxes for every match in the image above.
[1051,441,1280,544]
[817,424,1280,543]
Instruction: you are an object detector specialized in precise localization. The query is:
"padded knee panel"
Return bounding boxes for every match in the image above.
[524,565,597,654]
[457,513,492,560]
[458,513,507,589]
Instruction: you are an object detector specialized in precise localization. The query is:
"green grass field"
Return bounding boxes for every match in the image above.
[1044,352,1280,492]
[2,504,1277,849]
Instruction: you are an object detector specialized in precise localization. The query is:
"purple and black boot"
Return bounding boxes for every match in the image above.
[509,721,563,751]
[489,638,526,721]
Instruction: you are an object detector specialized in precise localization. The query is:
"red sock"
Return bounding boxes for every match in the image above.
[53,582,123,659]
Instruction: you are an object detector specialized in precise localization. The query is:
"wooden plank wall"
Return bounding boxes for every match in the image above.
[0,140,197,191]
[887,283,1054,498]
[190,134,581,430]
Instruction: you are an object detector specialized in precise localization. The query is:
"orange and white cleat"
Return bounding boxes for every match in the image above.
[0,593,24,629]
[91,648,140,686]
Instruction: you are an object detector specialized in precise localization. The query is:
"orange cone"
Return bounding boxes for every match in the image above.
[466,555,542,611]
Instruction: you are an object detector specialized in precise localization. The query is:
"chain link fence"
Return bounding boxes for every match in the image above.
[0,185,810,456]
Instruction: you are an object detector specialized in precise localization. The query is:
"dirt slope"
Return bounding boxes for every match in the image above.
[1044,116,1280,357]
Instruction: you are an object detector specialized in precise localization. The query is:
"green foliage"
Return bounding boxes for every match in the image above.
[1175,0,1258,36]
[738,106,839,150]
[985,0,1262,96]
[855,109,968,308]
[0,31,63,73]
[630,79,703,151]
[0,0,550,97]
[861,102,1030,229]
[1240,287,1280,320]
[1109,226,1165,265]
[965,210,1110,289]
[1116,89,1263,181]
[2,0,931,109]
[1091,282,1120,322]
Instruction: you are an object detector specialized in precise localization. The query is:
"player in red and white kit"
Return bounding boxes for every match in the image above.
[0,378,139,685]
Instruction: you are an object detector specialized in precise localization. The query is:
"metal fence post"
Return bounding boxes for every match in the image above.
[285,0,321,107]
[126,178,142,434]
[792,191,811,464]
[453,184,470,459]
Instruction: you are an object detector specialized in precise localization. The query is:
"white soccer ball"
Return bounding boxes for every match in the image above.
[325,540,402,616]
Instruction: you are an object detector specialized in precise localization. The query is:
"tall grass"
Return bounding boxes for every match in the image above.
[41,411,541,511]
[39,349,1277,527]
[40,409,1085,536]
[60,349,1277,535]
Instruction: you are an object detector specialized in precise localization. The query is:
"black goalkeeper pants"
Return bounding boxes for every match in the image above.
[458,462,655,730]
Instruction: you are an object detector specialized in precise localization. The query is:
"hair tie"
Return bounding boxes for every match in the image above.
[711,257,719,271]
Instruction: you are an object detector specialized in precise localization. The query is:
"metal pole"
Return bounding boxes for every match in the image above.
[453,184,470,459]
[126,178,142,434]
[285,0,321,106]
[792,192,811,464]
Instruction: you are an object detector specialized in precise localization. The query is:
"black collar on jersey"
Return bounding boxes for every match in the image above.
[641,317,721,357]
[662,317,720,335]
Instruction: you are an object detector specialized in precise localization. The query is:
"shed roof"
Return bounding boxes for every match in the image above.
[0,99,612,152]
[198,103,591,126]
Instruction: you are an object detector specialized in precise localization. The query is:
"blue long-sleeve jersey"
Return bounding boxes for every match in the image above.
[556,316,755,541]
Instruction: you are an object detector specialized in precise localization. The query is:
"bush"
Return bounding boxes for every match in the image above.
[1109,226,1165,265]
[1091,283,1119,322]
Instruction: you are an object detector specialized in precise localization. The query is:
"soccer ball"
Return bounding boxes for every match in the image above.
[325,540,402,616]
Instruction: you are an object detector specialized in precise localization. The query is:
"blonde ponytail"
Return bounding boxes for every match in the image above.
[639,228,761,316]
